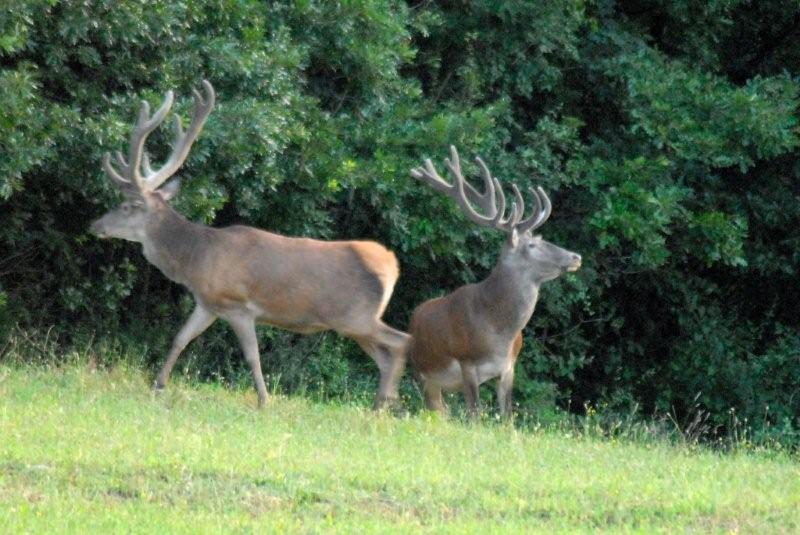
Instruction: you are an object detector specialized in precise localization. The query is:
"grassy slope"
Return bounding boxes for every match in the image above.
[0,365,798,534]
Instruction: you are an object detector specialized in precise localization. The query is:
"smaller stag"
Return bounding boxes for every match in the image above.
[90,81,408,408]
[408,146,581,417]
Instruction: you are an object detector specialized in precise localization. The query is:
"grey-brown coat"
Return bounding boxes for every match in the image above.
[90,81,408,408]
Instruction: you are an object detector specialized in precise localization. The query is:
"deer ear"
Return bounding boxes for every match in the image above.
[156,178,181,202]
[509,228,520,248]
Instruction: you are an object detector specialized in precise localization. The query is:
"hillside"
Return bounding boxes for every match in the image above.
[1,364,798,533]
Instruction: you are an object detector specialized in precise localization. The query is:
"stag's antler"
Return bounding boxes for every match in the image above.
[411,145,551,234]
[103,80,215,195]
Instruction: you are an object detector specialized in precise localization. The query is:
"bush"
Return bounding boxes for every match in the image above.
[1,0,798,446]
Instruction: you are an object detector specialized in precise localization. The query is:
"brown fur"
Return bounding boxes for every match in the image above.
[407,146,581,417]
[90,80,408,409]
[93,194,408,408]
[406,235,580,417]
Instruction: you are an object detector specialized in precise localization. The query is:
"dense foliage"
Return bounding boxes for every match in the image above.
[2,0,799,444]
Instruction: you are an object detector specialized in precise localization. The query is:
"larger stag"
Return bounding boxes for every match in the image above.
[90,81,408,408]
[408,146,581,417]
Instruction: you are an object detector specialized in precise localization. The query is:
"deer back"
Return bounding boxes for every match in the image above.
[145,217,400,333]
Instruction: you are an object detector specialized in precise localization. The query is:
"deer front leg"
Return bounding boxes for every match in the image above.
[155,304,217,390]
[496,366,515,418]
[422,381,446,413]
[460,363,481,418]
[228,315,269,408]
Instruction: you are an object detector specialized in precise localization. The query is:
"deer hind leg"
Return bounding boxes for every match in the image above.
[497,335,521,418]
[355,338,402,410]
[496,366,515,418]
[228,315,269,408]
[155,304,217,390]
[355,322,409,410]
[460,362,481,419]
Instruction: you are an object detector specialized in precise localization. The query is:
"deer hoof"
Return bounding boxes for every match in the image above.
[373,396,398,411]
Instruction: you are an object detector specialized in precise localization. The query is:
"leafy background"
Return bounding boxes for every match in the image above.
[1,0,799,444]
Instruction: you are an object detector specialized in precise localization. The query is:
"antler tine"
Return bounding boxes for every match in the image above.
[141,79,216,190]
[142,152,155,178]
[450,148,509,225]
[451,166,499,226]
[441,146,463,193]
[516,186,552,234]
[471,157,498,213]
[125,91,174,190]
[443,146,498,218]
[410,158,454,194]
[486,182,523,233]
[101,144,141,198]
[102,152,126,184]
[490,177,507,226]
[526,187,543,228]
[445,144,461,176]
[102,152,139,197]
[412,154,495,226]
[509,184,525,228]
[535,186,553,229]
[101,91,173,193]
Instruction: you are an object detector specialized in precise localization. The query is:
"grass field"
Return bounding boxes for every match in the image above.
[1,364,798,533]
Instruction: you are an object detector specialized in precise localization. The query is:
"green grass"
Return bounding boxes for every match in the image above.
[0,364,798,533]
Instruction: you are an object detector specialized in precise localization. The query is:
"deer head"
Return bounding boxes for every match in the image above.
[90,80,215,242]
[410,146,581,285]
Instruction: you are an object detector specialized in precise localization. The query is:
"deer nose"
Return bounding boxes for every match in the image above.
[567,253,582,272]
[89,219,105,237]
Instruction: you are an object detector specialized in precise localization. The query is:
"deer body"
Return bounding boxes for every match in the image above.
[408,147,580,416]
[90,81,408,408]
[409,265,533,389]
[137,203,397,333]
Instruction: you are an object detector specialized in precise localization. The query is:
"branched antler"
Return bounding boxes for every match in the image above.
[411,145,551,234]
[103,80,215,195]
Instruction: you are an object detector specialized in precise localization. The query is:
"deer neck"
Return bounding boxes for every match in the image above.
[141,206,208,286]
[475,261,539,334]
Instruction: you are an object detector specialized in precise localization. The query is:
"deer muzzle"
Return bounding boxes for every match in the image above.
[566,253,582,272]
[89,218,109,239]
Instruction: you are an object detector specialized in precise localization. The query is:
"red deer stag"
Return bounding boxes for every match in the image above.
[408,146,581,417]
[90,81,408,408]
